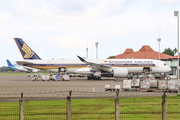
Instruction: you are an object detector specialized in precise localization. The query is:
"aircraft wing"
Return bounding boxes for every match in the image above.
[77,56,112,72]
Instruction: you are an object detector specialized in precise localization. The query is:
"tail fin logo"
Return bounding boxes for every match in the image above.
[22,43,34,58]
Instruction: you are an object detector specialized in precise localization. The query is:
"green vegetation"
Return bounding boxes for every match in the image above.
[107,56,116,59]
[162,48,176,56]
[0,96,180,120]
[0,72,50,75]
[0,72,27,75]
[0,66,16,72]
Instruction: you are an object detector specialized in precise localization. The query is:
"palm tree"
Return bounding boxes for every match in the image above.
[173,48,178,56]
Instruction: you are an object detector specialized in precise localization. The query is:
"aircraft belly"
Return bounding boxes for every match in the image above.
[67,68,93,75]
[151,67,169,73]
[127,67,143,73]
[46,69,58,72]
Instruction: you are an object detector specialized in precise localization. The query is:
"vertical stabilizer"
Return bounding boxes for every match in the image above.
[6,60,15,67]
[14,38,41,60]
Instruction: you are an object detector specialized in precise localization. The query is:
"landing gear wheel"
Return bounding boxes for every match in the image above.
[87,76,92,80]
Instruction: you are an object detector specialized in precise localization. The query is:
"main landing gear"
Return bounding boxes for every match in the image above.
[87,76,101,80]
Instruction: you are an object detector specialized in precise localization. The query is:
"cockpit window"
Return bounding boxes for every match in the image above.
[164,63,166,66]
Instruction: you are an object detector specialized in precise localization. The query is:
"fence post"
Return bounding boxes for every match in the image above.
[162,91,167,120]
[67,90,72,120]
[19,93,23,120]
[115,91,119,120]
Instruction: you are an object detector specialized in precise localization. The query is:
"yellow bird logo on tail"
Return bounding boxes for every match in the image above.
[22,43,34,58]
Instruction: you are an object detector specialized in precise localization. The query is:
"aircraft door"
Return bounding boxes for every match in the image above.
[47,60,51,69]
[156,62,159,68]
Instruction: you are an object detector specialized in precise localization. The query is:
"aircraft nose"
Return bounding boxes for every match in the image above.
[167,66,171,72]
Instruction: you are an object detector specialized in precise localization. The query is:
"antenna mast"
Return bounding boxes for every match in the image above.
[157,21,161,60]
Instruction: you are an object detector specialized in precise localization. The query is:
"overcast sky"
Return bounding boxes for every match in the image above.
[0,0,180,67]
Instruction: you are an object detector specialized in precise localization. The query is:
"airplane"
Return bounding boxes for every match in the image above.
[6,59,40,73]
[6,59,28,72]
[14,38,171,80]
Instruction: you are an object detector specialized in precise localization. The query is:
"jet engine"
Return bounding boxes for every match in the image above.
[112,68,128,78]
[32,69,38,72]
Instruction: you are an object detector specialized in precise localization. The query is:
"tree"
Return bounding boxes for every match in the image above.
[162,48,174,56]
[173,48,178,56]
[107,56,116,59]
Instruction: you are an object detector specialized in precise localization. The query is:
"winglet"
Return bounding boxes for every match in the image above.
[77,56,86,62]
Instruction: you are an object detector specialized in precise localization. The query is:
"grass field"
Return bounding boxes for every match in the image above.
[0,72,50,75]
[0,95,180,120]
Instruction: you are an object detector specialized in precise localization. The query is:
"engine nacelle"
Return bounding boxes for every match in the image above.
[32,69,38,72]
[112,68,128,78]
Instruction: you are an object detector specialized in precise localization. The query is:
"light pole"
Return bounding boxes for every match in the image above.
[86,36,88,59]
[174,11,179,94]
[157,38,161,60]
[86,48,88,59]
[95,42,98,59]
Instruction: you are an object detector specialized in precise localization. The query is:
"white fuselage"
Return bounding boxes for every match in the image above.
[17,58,171,75]
[14,65,40,72]
[15,66,28,72]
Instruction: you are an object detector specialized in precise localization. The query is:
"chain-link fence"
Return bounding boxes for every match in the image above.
[0,89,180,120]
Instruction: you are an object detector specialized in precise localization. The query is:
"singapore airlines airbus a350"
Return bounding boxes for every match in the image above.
[14,38,171,80]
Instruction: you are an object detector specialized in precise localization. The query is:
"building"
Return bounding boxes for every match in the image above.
[115,45,177,75]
